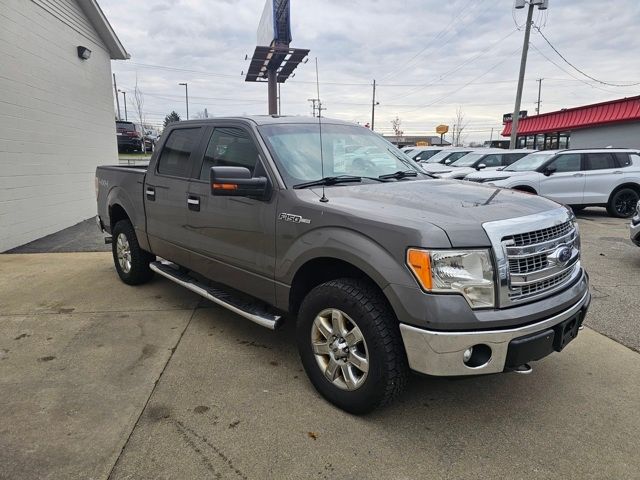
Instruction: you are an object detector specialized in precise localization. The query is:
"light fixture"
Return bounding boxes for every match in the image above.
[77,46,91,60]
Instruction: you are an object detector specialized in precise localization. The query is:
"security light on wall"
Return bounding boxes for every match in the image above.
[77,46,92,60]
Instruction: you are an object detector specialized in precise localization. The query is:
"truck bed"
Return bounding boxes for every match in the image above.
[95,165,147,236]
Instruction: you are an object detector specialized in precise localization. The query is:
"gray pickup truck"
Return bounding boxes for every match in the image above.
[96,116,590,413]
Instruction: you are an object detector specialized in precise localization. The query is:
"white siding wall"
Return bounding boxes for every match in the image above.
[0,0,118,251]
[570,123,640,150]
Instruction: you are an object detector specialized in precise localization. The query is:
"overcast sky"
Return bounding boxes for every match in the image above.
[101,0,640,143]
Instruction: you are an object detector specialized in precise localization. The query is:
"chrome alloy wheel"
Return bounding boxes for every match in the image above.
[311,308,369,391]
[116,233,132,273]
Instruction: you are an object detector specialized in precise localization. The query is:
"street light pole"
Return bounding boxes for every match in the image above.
[371,79,379,131]
[118,90,127,121]
[179,82,189,120]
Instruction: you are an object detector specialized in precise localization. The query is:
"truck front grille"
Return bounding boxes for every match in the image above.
[502,219,579,304]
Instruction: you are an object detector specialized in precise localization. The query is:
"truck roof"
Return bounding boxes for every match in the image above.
[173,115,356,127]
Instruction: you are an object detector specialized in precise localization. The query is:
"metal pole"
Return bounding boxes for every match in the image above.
[490,127,494,142]
[509,1,535,149]
[113,73,121,120]
[122,91,127,121]
[179,83,189,119]
[371,79,377,131]
[536,78,543,114]
[267,70,278,115]
[278,83,282,115]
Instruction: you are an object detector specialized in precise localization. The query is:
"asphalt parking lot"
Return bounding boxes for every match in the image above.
[1,209,639,479]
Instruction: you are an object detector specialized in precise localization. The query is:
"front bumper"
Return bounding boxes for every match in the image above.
[630,215,640,246]
[399,288,591,376]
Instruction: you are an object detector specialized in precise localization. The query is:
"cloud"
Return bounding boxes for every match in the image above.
[101,0,640,141]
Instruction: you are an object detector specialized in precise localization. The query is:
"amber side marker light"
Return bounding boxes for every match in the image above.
[407,248,433,290]
[213,183,238,190]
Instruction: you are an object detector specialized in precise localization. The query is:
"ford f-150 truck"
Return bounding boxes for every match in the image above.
[96,116,590,413]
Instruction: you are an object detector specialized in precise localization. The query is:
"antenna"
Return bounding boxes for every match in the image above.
[315,57,328,203]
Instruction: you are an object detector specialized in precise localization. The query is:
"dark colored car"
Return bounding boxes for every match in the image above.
[116,121,145,153]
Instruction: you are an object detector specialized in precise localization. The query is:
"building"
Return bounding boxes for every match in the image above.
[0,0,128,251]
[501,96,640,150]
[384,135,452,148]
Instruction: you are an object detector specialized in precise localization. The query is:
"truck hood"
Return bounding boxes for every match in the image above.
[307,179,563,247]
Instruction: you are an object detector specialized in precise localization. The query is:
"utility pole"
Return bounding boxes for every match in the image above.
[307,98,317,117]
[278,83,282,115]
[113,73,121,120]
[536,78,543,114]
[490,127,494,143]
[317,100,326,118]
[371,79,379,131]
[510,0,548,149]
[179,82,189,120]
[118,90,127,121]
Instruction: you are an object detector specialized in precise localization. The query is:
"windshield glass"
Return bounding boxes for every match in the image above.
[505,152,556,171]
[450,152,486,167]
[258,123,421,186]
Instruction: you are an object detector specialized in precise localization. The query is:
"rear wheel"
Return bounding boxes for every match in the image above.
[607,188,639,218]
[297,278,408,414]
[112,220,155,285]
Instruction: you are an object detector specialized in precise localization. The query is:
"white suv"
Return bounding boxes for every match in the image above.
[465,149,640,218]
[436,149,534,179]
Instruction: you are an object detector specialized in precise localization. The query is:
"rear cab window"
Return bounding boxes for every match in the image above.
[156,128,202,178]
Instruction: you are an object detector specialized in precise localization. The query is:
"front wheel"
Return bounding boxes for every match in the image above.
[112,220,155,285]
[607,188,639,218]
[297,278,408,414]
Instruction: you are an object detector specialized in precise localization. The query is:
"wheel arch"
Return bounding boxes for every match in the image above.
[511,185,538,195]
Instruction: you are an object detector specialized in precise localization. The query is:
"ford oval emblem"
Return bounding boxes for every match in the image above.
[557,246,572,264]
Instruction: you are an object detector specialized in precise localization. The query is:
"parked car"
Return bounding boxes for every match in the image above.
[630,200,640,246]
[436,149,535,179]
[143,129,159,152]
[96,116,590,413]
[408,146,447,162]
[419,148,475,172]
[116,121,145,153]
[465,148,640,218]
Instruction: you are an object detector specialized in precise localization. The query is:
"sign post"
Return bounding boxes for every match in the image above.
[436,124,449,146]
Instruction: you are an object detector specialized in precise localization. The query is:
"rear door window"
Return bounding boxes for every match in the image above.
[585,152,617,170]
[199,127,260,180]
[156,128,202,178]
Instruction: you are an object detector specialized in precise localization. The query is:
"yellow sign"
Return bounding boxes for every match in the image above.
[436,124,449,135]
[416,141,428,146]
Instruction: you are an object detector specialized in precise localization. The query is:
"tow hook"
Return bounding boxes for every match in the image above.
[512,363,533,374]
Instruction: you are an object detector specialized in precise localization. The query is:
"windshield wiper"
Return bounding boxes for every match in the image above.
[378,170,419,180]
[293,175,362,189]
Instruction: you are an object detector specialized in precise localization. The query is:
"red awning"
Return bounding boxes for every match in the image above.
[502,95,640,137]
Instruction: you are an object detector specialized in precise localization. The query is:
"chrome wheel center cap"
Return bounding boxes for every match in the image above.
[331,337,349,359]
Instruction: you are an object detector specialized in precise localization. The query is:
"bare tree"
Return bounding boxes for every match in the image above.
[390,116,404,137]
[128,77,146,151]
[452,106,468,147]
[193,109,210,119]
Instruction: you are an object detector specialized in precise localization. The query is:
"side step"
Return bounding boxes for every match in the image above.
[150,260,282,330]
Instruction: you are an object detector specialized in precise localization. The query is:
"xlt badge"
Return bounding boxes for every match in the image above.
[278,213,311,224]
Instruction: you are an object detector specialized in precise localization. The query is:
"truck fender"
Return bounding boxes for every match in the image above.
[107,186,151,251]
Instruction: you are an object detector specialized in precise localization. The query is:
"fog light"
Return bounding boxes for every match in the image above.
[463,347,473,363]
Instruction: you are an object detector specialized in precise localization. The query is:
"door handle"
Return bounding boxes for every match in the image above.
[187,195,200,212]
[145,186,155,200]
[612,171,623,174]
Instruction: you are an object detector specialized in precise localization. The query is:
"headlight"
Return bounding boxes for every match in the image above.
[480,177,509,183]
[407,249,495,308]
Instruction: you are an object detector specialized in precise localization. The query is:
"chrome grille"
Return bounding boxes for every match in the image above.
[503,219,579,303]
[505,221,573,247]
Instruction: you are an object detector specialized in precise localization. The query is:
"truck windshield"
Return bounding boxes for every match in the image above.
[258,123,421,186]
[504,152,556,171]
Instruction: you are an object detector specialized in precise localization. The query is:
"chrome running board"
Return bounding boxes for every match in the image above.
[150,260,282,330]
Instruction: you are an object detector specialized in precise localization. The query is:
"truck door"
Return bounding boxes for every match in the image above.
[144,126,205,267]
[538,153,585,205]
[185,126,277,305]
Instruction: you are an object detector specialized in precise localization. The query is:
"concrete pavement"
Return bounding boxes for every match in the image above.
[1,214,639,479]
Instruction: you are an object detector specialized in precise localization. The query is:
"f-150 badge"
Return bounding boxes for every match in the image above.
[278,213,311,224]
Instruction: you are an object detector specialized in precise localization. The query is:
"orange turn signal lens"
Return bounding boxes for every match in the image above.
[212,183,238,190]
[407,249,433,290]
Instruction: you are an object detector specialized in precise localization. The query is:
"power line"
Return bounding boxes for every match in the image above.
[533,25,640,87]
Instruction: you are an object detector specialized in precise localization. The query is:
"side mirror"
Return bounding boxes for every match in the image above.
[444,159,452,165]
[476,163,487,171]
[210,166,269,199]
[543,166,557,176]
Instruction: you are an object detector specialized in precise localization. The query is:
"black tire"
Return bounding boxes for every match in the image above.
[111,219,155,285]
[297,278,408,414]
[607,188,639,218]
